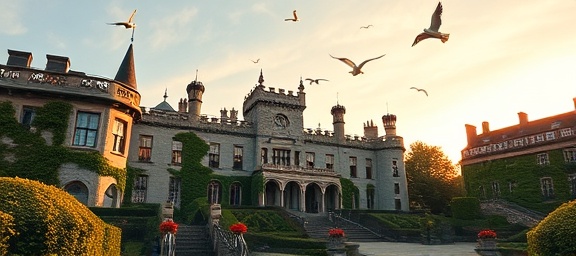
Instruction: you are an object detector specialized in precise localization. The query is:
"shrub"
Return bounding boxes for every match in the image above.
[0,177,121,255]
[0,210,16,256]
[450,197,481,220]
[527,200,576,255]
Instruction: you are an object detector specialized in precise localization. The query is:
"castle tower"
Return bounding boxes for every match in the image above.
[363,120,378,139]
[114,43,137,89]
[186,73,205,121]
[382,114,397,138]
[331,104,346,141]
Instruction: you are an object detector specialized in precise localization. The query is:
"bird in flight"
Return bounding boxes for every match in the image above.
[411,2,449,47]
[329,54,386,76]
[284,10,299,22]
[251,59,260,64]
[305,78,329,85]
[360,25,373,29]
[410,87,428,96]
[107,9,137,29]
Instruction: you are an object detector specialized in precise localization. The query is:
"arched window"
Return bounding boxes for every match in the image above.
[64,181,89,205]
[230,182,242,206]
[208,180,222,205]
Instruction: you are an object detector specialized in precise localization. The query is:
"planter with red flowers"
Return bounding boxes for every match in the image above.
[327,228,346,249]
[160,219,179,234]
[475,229,500,256]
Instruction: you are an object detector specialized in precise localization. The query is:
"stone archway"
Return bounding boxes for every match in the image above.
[265,180,281,206]
[64,181,89,205]
[103,184,118,208]
[325,184,340,211]
[284,181,301,211]
[305,183,322,213]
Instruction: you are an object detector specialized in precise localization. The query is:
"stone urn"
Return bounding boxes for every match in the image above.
[475,239,501,256]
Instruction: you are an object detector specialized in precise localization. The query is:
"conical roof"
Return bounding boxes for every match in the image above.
[114,44,137,89]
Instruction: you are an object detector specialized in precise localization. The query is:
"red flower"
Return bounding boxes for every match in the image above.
[160,219,179,234]
[328,228,345,238]
[229,223,248,234]
[477,229,497,239]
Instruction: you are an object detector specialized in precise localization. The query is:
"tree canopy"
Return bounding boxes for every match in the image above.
[405,141,463,214]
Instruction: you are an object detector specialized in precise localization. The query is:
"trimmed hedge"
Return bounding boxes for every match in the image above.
[0,210,16,256]
[527,200,576,255]
[450,197,481,220]
[0,177,121,255]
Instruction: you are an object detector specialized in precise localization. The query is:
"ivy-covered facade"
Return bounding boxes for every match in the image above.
[127,71,410,212]
[0,46,141,208]
[461,100,576,213]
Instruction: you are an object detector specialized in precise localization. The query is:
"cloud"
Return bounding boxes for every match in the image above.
[0,2,27,35]
[149,7,198,49]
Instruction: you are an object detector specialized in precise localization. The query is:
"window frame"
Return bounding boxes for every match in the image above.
[325,154,334,170]
[171,140,183,165]
[209,143,220,168]
[131,175,148,203]
[111,118,127,154]
[138,135,153,162]
[73,111,100,147]
[365,158,373,179]
[233,145,243,170]
[306,152,315,168]
[349,156,357,178]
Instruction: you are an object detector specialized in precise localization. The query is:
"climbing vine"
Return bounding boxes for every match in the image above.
[340,178,359,209]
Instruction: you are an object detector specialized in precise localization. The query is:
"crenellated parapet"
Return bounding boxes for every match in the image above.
[243,84,305,115]
[141,107,253,134]
[301,129,404,150]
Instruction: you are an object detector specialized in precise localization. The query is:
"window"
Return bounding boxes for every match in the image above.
[366,158,373,179]
[326,154,334,170]
[171,141,182,165]
[73,111,100,147]
[394,183,400,194]
[392,160,399,177]
[394,199,401,210]
[112,119,126,154]
[366,186,375,209]
[138,135,153,162]
[208,180,222,204]
[508,181,516,194]
[563,148,576,163]
[209,143,220,168]
[540,177,554,199]
[479,185,486,199]
[491,181,500,198]
[537,153,549,165]
[569,174,576,198]
[545,132,555,140]
[131,175,148,203]
[261,148,268,164]
[273,149,291,166]
[168,177,181,204]
[306,152,315,168]
[294,151,301,166]
[21,106,36,129]
[560,128,573,137]
[349,157,357,178]
[233,146,243,170]
[230,182,242,206]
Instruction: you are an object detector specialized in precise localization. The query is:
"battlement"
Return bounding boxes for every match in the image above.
[140,107,253,133]
[301,127,404,150]
[243,83,305,115]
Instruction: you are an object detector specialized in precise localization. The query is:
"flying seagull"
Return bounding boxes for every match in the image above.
[107,9,137,29]
[305,78,329,85]
[329,54,386,76]
[360,25,373,29]
[284,10,299,22]
[411,2,449,47]
[251,59,260,64]
[410,87,428,96]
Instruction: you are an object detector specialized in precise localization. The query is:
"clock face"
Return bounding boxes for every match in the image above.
[274,114,289,128]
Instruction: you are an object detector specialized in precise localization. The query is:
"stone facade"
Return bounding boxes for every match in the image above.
[128,71,409,211]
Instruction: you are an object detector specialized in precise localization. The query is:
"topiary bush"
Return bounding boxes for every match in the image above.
[450,197,481,220]
[527,200,576,255]
[0,210,16,256]
[0,177,121,255]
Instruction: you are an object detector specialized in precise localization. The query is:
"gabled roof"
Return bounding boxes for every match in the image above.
[114,44,137,89]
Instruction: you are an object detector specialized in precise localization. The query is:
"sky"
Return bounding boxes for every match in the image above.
[1,1,576,165]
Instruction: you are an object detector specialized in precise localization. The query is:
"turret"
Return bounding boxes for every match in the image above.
[382,114,396,138]
[331,104,346,141]
[186,75,205,121]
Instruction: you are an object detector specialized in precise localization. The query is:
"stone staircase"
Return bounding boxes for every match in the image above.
[175,224,214,256]
[297,212,386,242]
[480,200,546,227]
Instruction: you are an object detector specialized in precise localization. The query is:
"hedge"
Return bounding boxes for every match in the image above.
[0,177,121,255]
[0,210,16,256]
[450,197,481,220]
[527,200,576,255]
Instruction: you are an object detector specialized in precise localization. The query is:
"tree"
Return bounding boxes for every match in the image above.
[405,141,463,214]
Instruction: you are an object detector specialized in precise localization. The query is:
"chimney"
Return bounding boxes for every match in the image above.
[518,112,528,125]
[363,120,378,139]
[7,49,33,68]
[465,124,477,146]
[220,108,229,123]
[229,108,238,122]
[481,121,490,134]
[45,54,70,73]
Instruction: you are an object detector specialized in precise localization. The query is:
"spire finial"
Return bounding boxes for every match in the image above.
[195,69,198,82]
[337,92,339,105]
[163,88,168,102]
[258,69,264,86]
[386,102,389,114]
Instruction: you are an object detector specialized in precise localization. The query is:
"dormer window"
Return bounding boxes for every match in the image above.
[551,121,561,129]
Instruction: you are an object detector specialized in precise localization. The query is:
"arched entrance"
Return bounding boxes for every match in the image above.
[265,180,281,206]
[305,183,321,213]
[230,182,242,206]
[208,180,222,204]
[64,181,89,205]
[103,184,119,207]
[324,184,340,211]
[284,181,301,211]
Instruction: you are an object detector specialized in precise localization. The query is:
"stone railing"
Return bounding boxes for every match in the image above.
[261,163,339,176]
[209,204,249,256]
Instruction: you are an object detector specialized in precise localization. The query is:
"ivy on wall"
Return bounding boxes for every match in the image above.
[0,101,126,190]
[462,151,572,213]
[340,178,359,209]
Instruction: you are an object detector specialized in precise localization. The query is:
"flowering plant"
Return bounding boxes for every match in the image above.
[159,219,178,234]
[328,228,345,238]
[477,229,497,239]
[229,222,248,234]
